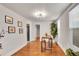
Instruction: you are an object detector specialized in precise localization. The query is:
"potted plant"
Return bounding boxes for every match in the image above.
[50,21,57,44]
[65,48,79,56]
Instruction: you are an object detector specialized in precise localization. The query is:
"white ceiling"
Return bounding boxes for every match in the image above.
[1,3,70,21]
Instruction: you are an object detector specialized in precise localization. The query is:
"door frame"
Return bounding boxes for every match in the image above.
[26,24,30,41]
[36,24,40,39]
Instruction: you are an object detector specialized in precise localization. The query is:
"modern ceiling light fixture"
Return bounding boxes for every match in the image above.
[33,11,47,18]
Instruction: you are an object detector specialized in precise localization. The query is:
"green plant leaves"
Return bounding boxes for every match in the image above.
[50,22,57,38]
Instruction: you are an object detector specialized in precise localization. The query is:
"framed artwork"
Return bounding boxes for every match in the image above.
[17,21,22,27]
[19,28,23,34]
[5,15,13,24]
[8,26,16,33]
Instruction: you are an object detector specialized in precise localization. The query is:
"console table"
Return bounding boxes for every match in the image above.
[41,37,52,52]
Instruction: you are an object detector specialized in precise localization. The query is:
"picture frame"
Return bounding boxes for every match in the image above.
[8,26,16,33]
[17,21,22,27]
[5,15,13,24]
[19,28,23,34]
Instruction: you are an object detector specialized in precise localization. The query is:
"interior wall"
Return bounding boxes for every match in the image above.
[57,12,71,53]
[0,5,32,55]
[31,21,52,40]
[57,4,79,53]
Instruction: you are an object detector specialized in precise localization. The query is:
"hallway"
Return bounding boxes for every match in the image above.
[13,40,65,56]
[0,3,78,56]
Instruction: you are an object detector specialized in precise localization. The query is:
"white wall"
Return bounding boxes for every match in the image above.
[57,4,79,53]
[0,5,32,55]
[57,12,71,53]
[31,21,52,40]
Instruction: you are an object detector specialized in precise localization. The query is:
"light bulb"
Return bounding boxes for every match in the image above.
[33,11,47,18]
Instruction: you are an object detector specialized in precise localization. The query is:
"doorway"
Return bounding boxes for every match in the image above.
[26,24,30,41]
[36,24,40,40]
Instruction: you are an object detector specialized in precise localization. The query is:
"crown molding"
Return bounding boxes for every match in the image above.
[56,3,78,21]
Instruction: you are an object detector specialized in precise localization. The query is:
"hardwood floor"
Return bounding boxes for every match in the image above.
[13,40,65,56]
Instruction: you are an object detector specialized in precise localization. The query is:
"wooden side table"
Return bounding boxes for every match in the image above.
[41,40,46,52]
[41,37,52,52]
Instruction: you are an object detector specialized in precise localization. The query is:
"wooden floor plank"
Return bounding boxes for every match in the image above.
[12,40,65,56]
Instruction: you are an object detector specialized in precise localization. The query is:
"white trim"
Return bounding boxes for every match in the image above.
[4,42,27,56]
[57,42,66,54]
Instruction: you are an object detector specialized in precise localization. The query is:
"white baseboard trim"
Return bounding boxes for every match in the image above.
[57,42,66,54]
[4,42,27,56]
